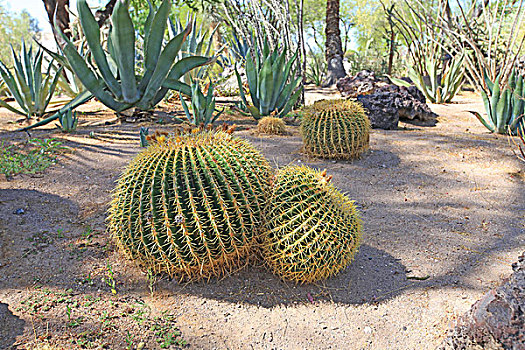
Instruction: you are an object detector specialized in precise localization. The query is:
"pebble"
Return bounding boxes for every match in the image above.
[14,208,25,215]
[364,326,372,334]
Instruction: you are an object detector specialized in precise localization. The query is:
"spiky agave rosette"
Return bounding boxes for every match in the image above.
[263,166,362,284]
[107,130,272,280]
[301,99,370,159]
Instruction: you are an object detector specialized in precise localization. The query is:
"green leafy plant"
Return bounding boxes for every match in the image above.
[56,108,78,132]
[169,14,220,84]
[235,40,302,120]
[59,0,212,113]
[301,99,370,159]
[392,3,465,104]
[139,127,149,147]
[262,166,362,284]
[305,46,326,87]
[107,130,272,280]
[470,69,525,134]
[104,263,117,294]
[407,54,465,104]
[178,81,223,126]
[0,138,65,178]
[0,42,62,118]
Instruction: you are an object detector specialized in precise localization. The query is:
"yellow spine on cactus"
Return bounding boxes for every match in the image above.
[107,131,272,281]
[301,99,370,159]
[262,165,363,284]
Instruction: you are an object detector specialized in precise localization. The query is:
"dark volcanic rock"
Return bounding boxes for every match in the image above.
[440,252,525,350]
[357,84,437,129]
[336,70,387,98]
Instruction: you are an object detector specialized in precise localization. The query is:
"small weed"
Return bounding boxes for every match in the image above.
[0,138,66,178]
[103,263,117,294]
[125,331,135,349]
[147,269,157,296]
[130,302,149,325]
[153,312,187,348]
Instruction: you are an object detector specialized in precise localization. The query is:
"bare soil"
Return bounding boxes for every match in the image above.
[0,91,524,350]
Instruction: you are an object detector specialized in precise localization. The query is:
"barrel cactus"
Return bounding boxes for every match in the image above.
[262,166,362,284]
[301,99,370,159]
[257,116,286,135]
[107,130,272,280]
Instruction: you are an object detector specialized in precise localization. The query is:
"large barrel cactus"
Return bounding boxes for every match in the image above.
[107,130,272,280]
[301,99,370,159]
[262,166,362,284]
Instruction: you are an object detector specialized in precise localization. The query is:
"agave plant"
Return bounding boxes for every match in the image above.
[305,47,326,87]
[59,0,212,114]
[229,30,250,62]
[235,40,302,120]
[168,14,220,85]
[178,81,224,126]
[139,127,149,147]
[56,108,79,132]
[470,69,525,135]
[0,42,63,119]
[408,53,465,104]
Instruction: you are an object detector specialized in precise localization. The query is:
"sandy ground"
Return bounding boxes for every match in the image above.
[0,90,524,349]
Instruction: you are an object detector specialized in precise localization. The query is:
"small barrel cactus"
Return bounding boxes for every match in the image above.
[301,99,370,159]
[107,130,272,280]
[262,166,362,284]
[257,116,286,135]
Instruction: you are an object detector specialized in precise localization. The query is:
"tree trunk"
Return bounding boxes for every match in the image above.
[323,0,346,87]
[42,0,71,48]
[42,0,116,48]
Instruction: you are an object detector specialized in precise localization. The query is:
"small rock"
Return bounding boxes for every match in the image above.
[14,208,25,215]
[364,326,373,334]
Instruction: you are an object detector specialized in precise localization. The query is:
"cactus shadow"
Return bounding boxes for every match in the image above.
[160,244,410,308]
[0,302,25,348]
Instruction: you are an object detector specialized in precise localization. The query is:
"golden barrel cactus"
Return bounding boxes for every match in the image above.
[301,99,370,159]
[257,116,286,135]
[107,130,272,280]
[262,166,363,284]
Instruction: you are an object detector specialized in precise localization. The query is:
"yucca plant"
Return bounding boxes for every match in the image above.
[56,108,78,132]
[178,81,223,126]
[0,42,63,119]
[407,53,464,104]
[262,166,362,284]
[235,40,302,120]
[470,69,525,135]
[59,0,212,114]
[107,130,272,280]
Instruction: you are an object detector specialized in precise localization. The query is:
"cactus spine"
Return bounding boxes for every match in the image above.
[257,116,287,135]
[107,130,272,280]
[262,166,362,284]
[301,99,370,159]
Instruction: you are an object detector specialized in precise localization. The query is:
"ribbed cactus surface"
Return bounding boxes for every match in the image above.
[107,131,272,280]
[257,116,286,135]
[301,99,370,159]
[263,166,362,284]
